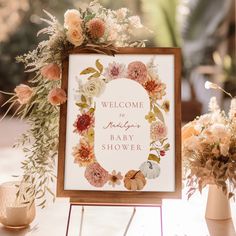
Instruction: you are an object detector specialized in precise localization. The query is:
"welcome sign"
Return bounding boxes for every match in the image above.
[57,48,181,205]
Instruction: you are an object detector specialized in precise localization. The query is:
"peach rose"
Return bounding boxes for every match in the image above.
[64,9,82,28]
[182,122,199,142]
[48,88,67,106]
[41,63,61,81]
[66,27,84,46]
[14,84,33,105]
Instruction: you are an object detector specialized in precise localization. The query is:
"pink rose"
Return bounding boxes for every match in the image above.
[41,63,61,81]
[127,61,147,84]
[150,121,168,141]
[87,18,105,39]
[14,84,33,105]
[85,163,108,187]
[48,88,67,106]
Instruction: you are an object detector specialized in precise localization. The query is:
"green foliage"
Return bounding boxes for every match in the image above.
[13,75,60,208]
[1,1,150,207]
[142,0,181,47]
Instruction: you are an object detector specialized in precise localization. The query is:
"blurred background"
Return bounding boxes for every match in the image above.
[0,0,235,121]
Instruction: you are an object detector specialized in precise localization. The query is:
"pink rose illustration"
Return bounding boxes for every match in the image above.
[85,163,108,187]
[127,61,147,84]
[150,121,168,141]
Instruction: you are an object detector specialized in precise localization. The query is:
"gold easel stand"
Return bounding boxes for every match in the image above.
[66,199,163,236]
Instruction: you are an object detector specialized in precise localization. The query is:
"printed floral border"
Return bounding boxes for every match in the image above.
[72,58,170,191]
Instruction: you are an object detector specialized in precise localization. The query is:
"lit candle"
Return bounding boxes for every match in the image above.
[5,206,28,226]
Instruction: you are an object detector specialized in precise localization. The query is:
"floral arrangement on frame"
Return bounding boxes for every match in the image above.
[0,1,150,207]
[72,57,170,190]
[183,81,236,200]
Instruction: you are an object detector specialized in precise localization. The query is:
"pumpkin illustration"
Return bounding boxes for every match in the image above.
[124,170,146,191]
[139,160,160,179]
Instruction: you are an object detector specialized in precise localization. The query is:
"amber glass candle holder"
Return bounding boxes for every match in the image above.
[0,181,36,229]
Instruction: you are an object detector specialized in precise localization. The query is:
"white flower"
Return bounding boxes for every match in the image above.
[147,68,159,80]
[146,57,156,70]
[128,16,143,28]
[220,142,230,156]
[81,78,105,97]
[209,124,231,149]
[73,77,82,101]
[64,9,82,29]
[210,124,228,136]
[88,1,101,13]
[208,97,220,112]
[105,16,122,41]
[139,161,160,179]
[197,114,212,127]
[211,111,225,124]
[183,135,200,151]
[229,98,236,120]
[116,8,128,21]
[205,81,219,90]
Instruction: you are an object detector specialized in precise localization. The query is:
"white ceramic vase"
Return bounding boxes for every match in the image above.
[205,184,231,220]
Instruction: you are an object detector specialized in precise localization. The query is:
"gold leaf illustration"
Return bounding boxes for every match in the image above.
[81,95,86,103]
[153,105,164,123]
[88,72,100,79]
[148,154,160,163]
[80,67,98,75]
[96,59,103,73]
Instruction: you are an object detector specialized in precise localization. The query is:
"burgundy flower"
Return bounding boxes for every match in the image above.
[160,150,166,156]
[85,163,109,187]
[127,61,147,84]
[74,112,94,134]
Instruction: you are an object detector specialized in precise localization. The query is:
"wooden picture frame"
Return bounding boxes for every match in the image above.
[57,47,181,206]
